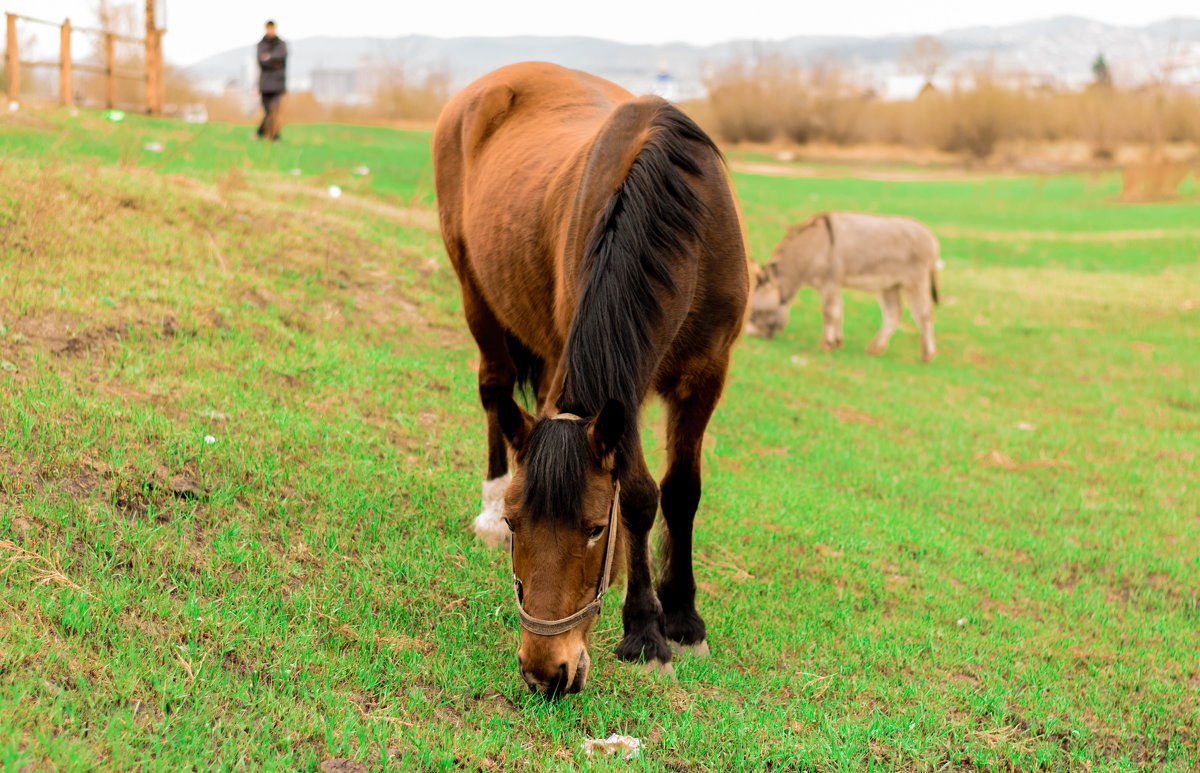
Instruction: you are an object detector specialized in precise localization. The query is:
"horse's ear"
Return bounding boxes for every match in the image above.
[498,396,535,452]
[587,399,624,464]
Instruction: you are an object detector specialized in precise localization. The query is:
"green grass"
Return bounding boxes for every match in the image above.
[2,107,1198,771]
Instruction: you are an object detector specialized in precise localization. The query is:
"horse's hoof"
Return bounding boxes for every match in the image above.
[474,474,512,547]
[669,640,710,657]
[636,660,676,680]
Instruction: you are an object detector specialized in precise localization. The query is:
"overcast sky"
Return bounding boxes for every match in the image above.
[13,0,1200,65]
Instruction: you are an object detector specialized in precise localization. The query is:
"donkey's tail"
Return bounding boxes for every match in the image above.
[930,235,941,305]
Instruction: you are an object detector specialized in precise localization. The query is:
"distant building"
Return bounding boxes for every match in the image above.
[311,63,396,104]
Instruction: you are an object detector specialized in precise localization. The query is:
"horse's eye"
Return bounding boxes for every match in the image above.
[502,518,514,531]
[587,525,605,540]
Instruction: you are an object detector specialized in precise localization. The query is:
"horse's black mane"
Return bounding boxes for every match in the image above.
[521,101,721,524]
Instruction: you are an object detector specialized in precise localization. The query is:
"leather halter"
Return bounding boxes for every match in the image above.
[511,412,621,637]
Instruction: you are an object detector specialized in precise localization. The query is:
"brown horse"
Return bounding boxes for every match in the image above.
[433,62,748,696]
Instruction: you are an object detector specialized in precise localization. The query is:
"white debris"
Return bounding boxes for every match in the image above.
[790,355,809,367]
[581,734,641,760]
[352,165,370,176]
[327,185,342,199]
[956,618,967,626]
[203,435,216,445]
[7,101,18,112]
[144,142,164,153]
[1015,422,1036,431]
[290,168,302,176]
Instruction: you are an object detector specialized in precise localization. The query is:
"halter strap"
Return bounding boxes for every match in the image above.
[512,457,621,637]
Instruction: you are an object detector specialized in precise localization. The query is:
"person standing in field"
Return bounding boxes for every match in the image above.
[256,20,288,141]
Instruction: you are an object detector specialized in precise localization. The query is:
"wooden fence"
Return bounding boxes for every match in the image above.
[4,12,164,114]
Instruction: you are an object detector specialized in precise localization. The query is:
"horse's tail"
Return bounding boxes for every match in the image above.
[560,97,723,420]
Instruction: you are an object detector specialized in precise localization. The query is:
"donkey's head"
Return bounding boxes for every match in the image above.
[746,263,789,339]
[497,397,625,697]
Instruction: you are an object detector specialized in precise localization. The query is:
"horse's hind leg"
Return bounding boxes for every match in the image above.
[655,359,729,657]
[459,281,518,546]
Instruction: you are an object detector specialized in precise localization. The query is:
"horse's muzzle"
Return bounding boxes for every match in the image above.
[518,647,589,698]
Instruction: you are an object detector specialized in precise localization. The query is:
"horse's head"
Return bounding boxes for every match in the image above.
[746,263,789,338]
[497,398,625,697]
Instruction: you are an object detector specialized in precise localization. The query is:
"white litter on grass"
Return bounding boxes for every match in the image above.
[1015,421,1036,431]
[956,618,967,626]
[352,165,370,176]
[936,259,946,271]
[203,435,216,445]
[7,101,17,112]
[327,185,342,199]
[581,734,641,760]
[290,168,302,176]
[144,142,164,153]
[790,355,809,367]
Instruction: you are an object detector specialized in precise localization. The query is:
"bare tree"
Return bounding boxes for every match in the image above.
[903,35,949,88]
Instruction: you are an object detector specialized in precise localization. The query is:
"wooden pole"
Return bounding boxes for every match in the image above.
[105,32,115,108]
[5,13,18,104]
[143,0,160,115]
[59,18,72,106]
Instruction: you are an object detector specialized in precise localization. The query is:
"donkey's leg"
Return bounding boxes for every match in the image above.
[866,286,903,355]
[615,447,673,673]
[904,279,937,363]
[460,282,518,546]
[819,285,844,351]
[655,362,728,657]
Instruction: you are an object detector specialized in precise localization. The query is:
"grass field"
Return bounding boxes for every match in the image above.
[1,109,1198,772]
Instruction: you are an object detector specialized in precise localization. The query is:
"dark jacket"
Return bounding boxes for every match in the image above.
[257,36,288,94]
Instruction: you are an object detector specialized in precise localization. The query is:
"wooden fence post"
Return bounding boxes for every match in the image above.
[5,13,18,104]
[105,32,115,109]
[60,18,72,106]
[156,29,164,113]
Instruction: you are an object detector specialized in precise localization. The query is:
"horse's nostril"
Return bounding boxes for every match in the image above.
[547,662,569,697]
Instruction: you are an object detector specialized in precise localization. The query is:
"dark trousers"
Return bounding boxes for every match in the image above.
[258,92,284,140]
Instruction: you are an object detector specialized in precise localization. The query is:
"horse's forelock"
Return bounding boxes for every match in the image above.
[521,418,589,526]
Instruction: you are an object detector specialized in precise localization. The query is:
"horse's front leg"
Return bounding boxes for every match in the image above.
[615,446,673,673]
[655,363,726,656]
[460,284,517,547]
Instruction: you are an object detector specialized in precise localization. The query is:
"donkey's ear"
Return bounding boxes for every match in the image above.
[587,399,625,464]
[498,396,535,452]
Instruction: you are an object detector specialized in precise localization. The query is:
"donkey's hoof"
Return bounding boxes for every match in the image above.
[669,639,710,657]
[636,660,676,680]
